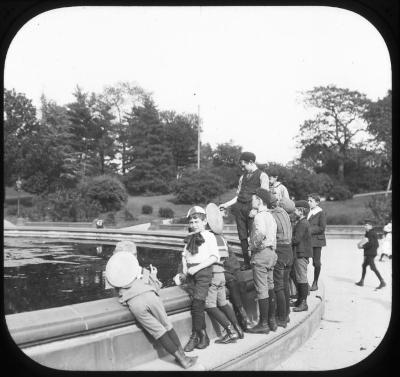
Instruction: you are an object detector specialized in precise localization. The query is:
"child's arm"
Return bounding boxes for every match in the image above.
[187,255,217,275]
[147,265,163,292]
[292,221,306,246]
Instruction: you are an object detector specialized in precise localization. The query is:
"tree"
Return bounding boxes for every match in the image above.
[364,90,392,190]
[100,82,148,175]
[124,95,175,194]
[297,85,370,182]
[3,89,39,185]
[212,141,242,167]
[161,110,198,174]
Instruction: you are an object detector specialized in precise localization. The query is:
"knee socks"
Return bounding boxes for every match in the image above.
[206,307,230,329]
[219,304,239,326]
[158,332,178,355]
[167,328,182,349]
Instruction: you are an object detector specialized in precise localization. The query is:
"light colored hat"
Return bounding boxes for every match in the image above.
[105,252,141,288]
[187,206,206,218]
[383,223,392,233]
[279,197,296,214]
[114,240,138,255]
[206,203,224,234]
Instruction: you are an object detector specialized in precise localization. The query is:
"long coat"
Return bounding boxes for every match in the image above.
[308,209,327,247]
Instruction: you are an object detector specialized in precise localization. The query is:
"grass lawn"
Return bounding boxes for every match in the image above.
[4,185,387,226]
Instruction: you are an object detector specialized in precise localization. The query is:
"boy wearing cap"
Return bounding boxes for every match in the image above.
[291,200,313,312]
[268,195,294,328]
[269,174,290,204]
[356,220,386,289]
[307,193,327,291]
[181,206,219,352]
[105,250,197,369]
[219,151,270,271]
[246,188,278,334]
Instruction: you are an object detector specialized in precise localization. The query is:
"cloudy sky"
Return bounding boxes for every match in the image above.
[4,6,391,164]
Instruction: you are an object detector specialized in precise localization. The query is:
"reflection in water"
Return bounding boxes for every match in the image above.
[3,238,182,315]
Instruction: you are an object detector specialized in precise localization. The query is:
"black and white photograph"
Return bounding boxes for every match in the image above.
[3,3,394,373]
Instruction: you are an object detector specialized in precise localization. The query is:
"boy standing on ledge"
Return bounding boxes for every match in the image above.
[219,152,270,270]
[182,206,219,352]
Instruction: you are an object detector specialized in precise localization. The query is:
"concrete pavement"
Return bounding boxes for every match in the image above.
[274,238,392,371]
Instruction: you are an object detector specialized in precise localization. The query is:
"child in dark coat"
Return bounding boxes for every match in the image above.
[291,200,313,312]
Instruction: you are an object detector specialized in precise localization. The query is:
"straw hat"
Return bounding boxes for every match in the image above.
[105,252,141,288]
[206,203,224,234]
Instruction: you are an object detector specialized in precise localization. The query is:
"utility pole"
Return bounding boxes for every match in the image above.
[197,104,201,169]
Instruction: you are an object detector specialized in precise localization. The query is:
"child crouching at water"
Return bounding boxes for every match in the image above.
[105,244,197,369]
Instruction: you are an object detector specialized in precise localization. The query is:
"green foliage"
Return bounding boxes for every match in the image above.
[326,214,352,225]
[366,194,392,225]
[80,175,128,212]
[326,184,353,201]
[364,90,392,168]
[158,207,174,218]
[173,168,226,204]
[142,205,153,214]
[212,142,243,167]
[297,85,370,182]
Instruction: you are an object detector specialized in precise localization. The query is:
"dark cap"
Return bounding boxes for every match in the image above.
[295,200,310,209]
[255,188,277,207]
[239,152,256,163]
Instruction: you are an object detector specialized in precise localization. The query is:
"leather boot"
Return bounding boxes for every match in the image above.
[183,331,199,352]
[196,329,210,349]
[310,281,318,291]
[233,322,244,339]
[268,290,278,332]
[276,317,287,328]
[235,306,251,332]
[215,324,238,344]
[174,349,198,369]
[248,298,270,334]
[376,281,386,289]
[292,300,308,312]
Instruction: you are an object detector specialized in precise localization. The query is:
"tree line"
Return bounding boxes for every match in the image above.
[4,82,391,221]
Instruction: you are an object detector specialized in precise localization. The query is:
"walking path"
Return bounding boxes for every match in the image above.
[274,238,392,371]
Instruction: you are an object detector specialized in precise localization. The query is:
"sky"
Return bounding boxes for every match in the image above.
[4,6,391,165]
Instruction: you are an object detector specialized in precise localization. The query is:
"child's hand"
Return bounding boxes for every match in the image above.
[149,264,158,275]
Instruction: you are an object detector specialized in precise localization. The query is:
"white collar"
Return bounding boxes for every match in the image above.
[307,206,322,219]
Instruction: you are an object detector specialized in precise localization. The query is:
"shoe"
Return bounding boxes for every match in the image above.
[233,323,245,339]
[183,331,199,352]
[286,316,290,324]
[310,281,318,291]
[276,318,287,328]
[236,306,252,332]
[174,349,198,369]
[196,329,210,349]
[376,281,386,290]
[247,320,270,334]
[240,262,252,271]
[289,299,300,307]
[292,300,308,312]
[355,280,364,287]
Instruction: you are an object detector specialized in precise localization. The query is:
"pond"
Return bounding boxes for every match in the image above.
[3,237,182,315]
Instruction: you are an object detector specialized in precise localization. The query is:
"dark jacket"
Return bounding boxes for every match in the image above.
[237,169,262,203]
[363,229,379,257]
[308,209,327,247]
[292,218,313,258]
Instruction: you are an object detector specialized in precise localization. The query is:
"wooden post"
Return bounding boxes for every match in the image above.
[197,105,201,169]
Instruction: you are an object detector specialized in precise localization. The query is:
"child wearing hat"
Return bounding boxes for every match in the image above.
[181,206,219,352]
[246,188,278,335]
[203,204,245,344]
[105,248,198,369]
[355,219,386,289]
[219,151,270,271]
[291,200,313,312]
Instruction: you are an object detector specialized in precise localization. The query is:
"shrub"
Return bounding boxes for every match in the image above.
[326,184,353,201]
[159,207,174,218]
[173,168,225,204]
[80,175,128,212]
[142,205,153,214]
[326,214,352,225]
[366,194,392,225]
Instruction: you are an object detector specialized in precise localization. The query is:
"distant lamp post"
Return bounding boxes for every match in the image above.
[16,177,22,223]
